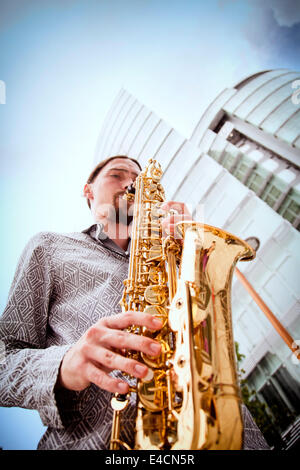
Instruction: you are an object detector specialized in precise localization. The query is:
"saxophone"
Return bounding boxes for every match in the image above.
[110,159,255,450]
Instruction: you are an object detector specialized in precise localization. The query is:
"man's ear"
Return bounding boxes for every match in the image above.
[83,183,94,201]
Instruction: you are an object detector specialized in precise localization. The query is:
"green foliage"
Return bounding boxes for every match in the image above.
[235,342,283,449]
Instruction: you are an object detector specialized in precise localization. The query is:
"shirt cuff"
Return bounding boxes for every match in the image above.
[37,344,74,428]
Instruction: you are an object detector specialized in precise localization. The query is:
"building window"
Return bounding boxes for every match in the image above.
[208,135,227,162]
[272,365,300,413]
[278,188,300,225]
[233,155,253,182]
[207,125,300,231]
[246,353,300,434]
[247,173,265,193]
[222,153,235,170]
[245,165,269,194]
[221,143,242,171]
[258,379,295,432]
[261,176,286,209]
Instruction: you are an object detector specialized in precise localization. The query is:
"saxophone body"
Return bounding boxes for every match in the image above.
[110,159,255,450]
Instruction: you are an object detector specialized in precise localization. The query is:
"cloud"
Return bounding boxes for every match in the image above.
[243,4,300,65]
[219,0,300,27]
[219,0,300,66]
[253,0,300,27]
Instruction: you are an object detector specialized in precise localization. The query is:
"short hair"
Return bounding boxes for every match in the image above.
[85,155,142,208]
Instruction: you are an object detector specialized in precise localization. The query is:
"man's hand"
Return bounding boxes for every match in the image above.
[57,311,162,394]
[160,201,193,239]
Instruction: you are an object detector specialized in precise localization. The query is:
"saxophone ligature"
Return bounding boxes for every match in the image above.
[110,158,255,450]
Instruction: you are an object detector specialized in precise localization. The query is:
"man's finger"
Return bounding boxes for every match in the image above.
[85,345,152,380]
[102,311,163,331]
[160,201,187,213]
[161,214,192,238]
[85,362,129,394]
[98,330,162,358]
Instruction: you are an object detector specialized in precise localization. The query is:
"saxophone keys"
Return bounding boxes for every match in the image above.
[137,370,167,412]
[148,265,160,283]
[144,285,167,305]
[141,339,170,368]
[141,368,154,383]
[143,305,168,329]
[111,394,130,411]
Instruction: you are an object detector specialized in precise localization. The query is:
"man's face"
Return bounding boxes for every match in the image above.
[86,158,140,225]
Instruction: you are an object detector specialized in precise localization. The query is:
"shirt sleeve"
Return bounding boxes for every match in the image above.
[0,232,71,429]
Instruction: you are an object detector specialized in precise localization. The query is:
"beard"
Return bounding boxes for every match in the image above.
[111,192,134,226]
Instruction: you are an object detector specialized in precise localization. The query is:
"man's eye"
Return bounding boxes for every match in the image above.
[111,174,121,178]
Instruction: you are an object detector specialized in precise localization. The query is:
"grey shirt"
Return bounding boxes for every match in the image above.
[0,225,269,450]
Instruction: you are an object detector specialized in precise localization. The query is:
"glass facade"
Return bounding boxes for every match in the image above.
[245,165,269,194]
[261,175,287,209]
[222,143,242,171]
[232,155,254,182]
[208,134,227,162]
[209,128,300,230]
[278,188,300,227]
[247,353,300,434]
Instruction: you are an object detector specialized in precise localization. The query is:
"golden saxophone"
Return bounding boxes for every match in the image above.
[110,159,255,450]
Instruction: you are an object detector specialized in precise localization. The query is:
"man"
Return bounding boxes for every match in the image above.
[0,155,269,450]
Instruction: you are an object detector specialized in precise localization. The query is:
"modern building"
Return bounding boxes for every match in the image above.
[95,69,300,448]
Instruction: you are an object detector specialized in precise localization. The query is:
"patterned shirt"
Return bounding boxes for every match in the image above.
[0,225,269,450]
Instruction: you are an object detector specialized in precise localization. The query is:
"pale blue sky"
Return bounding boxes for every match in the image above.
[0,0,299,450]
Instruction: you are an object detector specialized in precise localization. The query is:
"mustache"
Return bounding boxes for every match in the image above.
[113,191,126,204]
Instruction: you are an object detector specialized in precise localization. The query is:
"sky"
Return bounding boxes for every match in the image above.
[0,0,299,450]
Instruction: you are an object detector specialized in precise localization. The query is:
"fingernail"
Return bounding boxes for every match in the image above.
[152,318,163,328]
[134,364,148,376]
[150,342,161,355]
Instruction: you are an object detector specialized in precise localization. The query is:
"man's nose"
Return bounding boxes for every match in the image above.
[123,176,135,190]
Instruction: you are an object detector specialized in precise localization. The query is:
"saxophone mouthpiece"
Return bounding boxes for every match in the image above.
[127,183,136,195]
[123,183,136,202]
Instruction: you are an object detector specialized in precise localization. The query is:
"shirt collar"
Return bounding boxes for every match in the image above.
[82,223,131,257]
